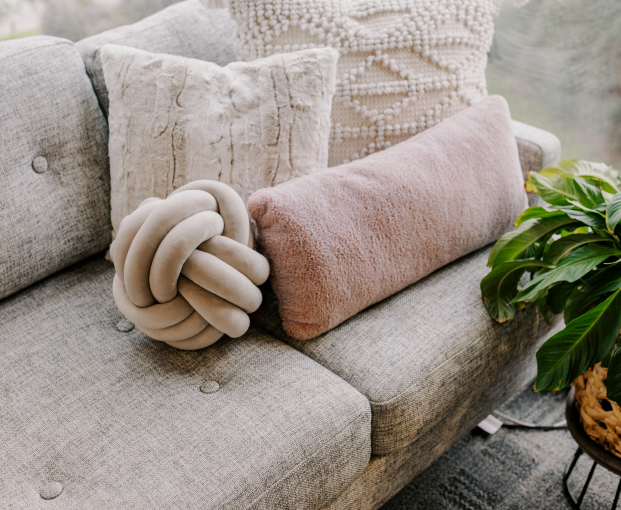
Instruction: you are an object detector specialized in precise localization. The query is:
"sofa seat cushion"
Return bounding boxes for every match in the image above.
[0,256,371,509]
[251,245,561,455]
[77,0,238,116]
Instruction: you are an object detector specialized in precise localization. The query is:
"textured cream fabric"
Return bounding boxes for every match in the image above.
[100,43,338,236]
[228,0,500,166]
[77,1,239,117]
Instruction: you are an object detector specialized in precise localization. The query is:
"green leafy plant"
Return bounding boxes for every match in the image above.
[481,159,621,402]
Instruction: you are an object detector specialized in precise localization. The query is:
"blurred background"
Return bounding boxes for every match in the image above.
[1,0,620,168]
[0,0,181,42]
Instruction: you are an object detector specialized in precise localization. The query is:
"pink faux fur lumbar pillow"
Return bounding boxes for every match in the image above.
[248,95,527,341]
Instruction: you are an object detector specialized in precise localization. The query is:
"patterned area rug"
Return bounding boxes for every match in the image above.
[382,386,621,509]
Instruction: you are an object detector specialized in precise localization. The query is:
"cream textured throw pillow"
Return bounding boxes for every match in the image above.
[100,44,338,236]
[227,0,500,166]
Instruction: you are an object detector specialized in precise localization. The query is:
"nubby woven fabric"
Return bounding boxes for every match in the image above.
[229,0,500,166]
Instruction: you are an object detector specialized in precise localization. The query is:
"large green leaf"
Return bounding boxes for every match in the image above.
[562,267,621,323]
[529,168,608,210]
[488,215,579,268]
[547,281,581,314]
[574,178,605,210]
[562,208,607,229]
[564,290,607,324]
[513,244,621,303]
[537,292,551,326]
[607,192,621,232]
[543,234,609,265]
[605,347,621,405]
[535,287,621,392]
[601,348,613,369]
[562,226,590,237]
[528,172,578,206]
[588,268,621,296]
[521,239,548,260]
[543,160,620,194]
[561,160,620,193]
[481,260,553,323]
[592,227,617,241]
[514,207,566,227]
[569,200,609,215]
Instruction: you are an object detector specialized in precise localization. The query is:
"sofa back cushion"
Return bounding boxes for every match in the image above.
[76,0,238,117]
[0,36,110,301]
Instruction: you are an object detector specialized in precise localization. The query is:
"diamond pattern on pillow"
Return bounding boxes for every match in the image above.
[229,0,500,166]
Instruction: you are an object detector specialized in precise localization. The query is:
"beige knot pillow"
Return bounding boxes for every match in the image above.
[111,180,270,350]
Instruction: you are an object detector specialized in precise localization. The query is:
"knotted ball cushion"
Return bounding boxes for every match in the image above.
[248,95,527,340]
[111,180,270,350]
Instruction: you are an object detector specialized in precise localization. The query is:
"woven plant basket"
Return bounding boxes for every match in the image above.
[574,363,621,459]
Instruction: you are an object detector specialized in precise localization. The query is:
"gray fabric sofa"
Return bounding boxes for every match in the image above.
[0,1,562,508]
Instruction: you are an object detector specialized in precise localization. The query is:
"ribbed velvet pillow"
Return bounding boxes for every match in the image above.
[248,95,527,340]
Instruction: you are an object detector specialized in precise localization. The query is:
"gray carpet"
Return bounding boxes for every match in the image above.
[382,386,621,509]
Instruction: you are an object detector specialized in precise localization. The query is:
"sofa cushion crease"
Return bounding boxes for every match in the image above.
[321,312,562,510]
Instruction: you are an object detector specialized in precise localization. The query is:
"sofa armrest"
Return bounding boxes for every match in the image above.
[512,120,562,179]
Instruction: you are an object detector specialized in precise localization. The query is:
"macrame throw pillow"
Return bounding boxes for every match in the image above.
[227,0,500,167]
[100,43,338,237]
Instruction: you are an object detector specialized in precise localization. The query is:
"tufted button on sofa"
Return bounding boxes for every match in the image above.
[0,1,562,509]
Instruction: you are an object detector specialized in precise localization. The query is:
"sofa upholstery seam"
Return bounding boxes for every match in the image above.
[252,321,376,403]
[251,320,488,410]
[242,410,371,510]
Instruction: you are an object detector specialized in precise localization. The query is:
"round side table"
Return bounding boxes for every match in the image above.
[565,387,621,509]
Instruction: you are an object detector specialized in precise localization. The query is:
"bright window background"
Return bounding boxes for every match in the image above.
[488,0,621,167]
[0,0,182,42]
[2,0,620,168]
